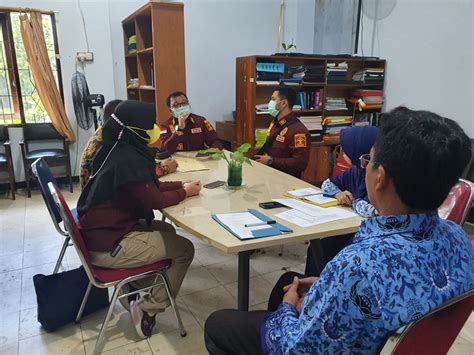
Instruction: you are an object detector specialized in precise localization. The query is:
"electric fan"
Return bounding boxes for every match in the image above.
[71,71,105,130]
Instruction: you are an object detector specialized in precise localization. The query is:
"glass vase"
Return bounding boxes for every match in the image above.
[227,164,242,187]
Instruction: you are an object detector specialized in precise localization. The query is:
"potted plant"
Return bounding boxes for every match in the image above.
[197,143,252,187]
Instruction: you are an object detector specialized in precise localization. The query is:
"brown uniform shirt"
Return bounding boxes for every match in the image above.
[159,113,223,153]
[261,112,310,178]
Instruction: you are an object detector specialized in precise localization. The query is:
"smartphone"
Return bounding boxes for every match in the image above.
[203,180,225,189]
[259,201,285,209]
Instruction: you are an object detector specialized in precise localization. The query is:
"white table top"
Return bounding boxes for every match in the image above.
[160,152,362,253]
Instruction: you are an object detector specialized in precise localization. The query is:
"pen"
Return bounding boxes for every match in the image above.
[245,221,276,228]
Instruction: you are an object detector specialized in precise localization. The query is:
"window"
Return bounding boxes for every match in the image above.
[0,11,63,125]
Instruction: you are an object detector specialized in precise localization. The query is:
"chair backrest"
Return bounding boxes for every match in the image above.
[438,179,474,225]
[31,158,66,235]
[48,182,97,283]
[388,290,474,355]
[332,145,351,178]
[23,123,63,142]
[0,125,9,143]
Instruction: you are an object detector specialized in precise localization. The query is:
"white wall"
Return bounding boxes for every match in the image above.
[109,0,315,123]
[3,0,315,182]
[2,0,116,181]
[359,0,473,137]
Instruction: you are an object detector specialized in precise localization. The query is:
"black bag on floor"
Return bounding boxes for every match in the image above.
[33,266,109,332]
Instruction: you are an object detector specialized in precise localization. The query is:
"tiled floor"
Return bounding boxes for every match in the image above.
[0,185,472,354]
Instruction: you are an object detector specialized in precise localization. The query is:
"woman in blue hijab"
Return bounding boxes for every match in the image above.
[322,125,379,217]
[306,125,379,276]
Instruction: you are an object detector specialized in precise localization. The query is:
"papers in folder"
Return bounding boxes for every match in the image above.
[213,212,271,240]
[286,188,338,207]
[272,198,357,227]
[175,157,210,172]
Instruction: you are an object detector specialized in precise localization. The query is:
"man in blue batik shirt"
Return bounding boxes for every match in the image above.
[204,107,473,354]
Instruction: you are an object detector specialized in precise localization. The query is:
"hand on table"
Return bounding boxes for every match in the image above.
[254,154,271,165]
[183,180,201,197]
[163,158,178,173]
[335,191,353,206]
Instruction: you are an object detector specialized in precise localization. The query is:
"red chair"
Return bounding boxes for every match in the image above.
[332,145,351,177]
[438,179,474,225]
[381,290,474,355]
[48,182,186,354]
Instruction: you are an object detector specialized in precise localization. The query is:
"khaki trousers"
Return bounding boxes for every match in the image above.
[90,220,194,314]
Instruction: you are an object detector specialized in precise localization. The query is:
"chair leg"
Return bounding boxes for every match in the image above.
[9,173,15,200]
[161,214,166,222]
[160,272,186,337]
[53,237,70,274]
[76,282,92,323]
[94,286,121,355]
[25,167,31,198]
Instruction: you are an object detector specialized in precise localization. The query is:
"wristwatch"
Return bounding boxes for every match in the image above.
[267,157,273,166]
[175,125,185,133]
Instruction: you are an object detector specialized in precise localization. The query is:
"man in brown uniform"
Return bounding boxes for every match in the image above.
[159,91,223,153]
[254,87,310,178]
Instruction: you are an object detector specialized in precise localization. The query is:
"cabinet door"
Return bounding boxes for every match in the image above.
[303,145,331,186]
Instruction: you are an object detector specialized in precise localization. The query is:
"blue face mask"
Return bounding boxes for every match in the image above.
[172,105,192,118]
[268,100,279,117]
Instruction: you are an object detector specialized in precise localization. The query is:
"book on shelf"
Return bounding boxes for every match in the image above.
[296,89,324,110]
[349,89,384,111]
[298,115,323,131]
[327,62,348,83]
[288,65,326,83]
[324,97,347,110]
[279,77,303,85]
[352,68,385,83]
[256,62,285,73]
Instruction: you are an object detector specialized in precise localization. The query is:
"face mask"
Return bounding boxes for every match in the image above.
[268,100,279,117]
[127,124,161,145]
[172,105,192,118]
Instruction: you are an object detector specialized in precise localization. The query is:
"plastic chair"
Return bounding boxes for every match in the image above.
[31,158,73,274]
[380,290,474,355]
[20,123,73,197]
[48,182,186,354]
[0,125,16,199]
[438,179,474,226]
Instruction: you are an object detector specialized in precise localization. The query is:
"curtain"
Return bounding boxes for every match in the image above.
[19,11,76,143]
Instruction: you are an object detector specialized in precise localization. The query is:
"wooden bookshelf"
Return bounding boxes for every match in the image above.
[122,2,186,124]
[231,55,386,185]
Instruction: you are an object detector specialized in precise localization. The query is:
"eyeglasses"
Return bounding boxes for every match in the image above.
[359,154,372,169]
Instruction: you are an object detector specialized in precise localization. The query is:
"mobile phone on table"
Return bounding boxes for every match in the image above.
[203,180,225,189]
[259,201,285,209]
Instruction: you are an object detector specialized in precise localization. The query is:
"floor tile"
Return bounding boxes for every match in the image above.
[0,342,18,355]
[81,305,138,354]
[206,258,259,285]
[0,285,21,314]
[0,252,23,273]
[18,323,85,355]
[147,322,207,355]
[194,246,235,267]
[100,339,152,355]
[23,235,63,253]
[0,232,24,256]
[22,247,64,269]
[19,307,44,340]
[447,342,474,355]
[152,299,199,334]
[178,266,220,297]
[21,262,63,290]
[0,270,22,291]
[223,275,274,307]
[250,249,302,275]
[181,285,236,327]
[0,311,20,349]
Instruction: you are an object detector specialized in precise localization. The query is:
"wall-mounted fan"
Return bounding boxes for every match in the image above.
[71,71,105,131]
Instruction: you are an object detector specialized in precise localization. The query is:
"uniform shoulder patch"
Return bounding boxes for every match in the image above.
[204,119,214,132]
[177,143,184,151]
[294,133,307,148]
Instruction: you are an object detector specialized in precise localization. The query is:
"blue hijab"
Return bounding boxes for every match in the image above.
[330,126,379,201]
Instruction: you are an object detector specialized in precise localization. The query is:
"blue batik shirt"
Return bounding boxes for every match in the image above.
[261,213,473,354]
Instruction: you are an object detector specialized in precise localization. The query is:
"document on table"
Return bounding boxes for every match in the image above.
[213,212,270,240]
[286,188,338,207]
[175,157,210,172]
[287,188,320,198]
[273,198,357,227]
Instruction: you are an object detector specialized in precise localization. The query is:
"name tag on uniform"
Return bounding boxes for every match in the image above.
[276,135,285,143]
[191,127,202,134]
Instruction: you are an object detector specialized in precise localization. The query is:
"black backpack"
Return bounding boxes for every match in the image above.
[33,266,109,331]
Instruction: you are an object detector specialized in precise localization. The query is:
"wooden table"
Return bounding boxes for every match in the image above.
[160,152,362,310]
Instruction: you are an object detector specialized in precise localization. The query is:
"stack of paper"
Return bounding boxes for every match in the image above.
[286,188,338,207]
[272,198,357,228]
[175,157,210,172]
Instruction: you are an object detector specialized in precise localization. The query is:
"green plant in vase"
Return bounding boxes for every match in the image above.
[197,143,252,187]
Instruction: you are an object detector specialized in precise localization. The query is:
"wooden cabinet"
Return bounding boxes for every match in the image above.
[122,3,186,124]
[233,55,386,185]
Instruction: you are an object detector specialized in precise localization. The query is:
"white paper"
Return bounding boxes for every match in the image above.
[275,208,357,228]
[273,198,329,217]
[304,194,337,205]
[287,188,321,198]
[214,212,269,240]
